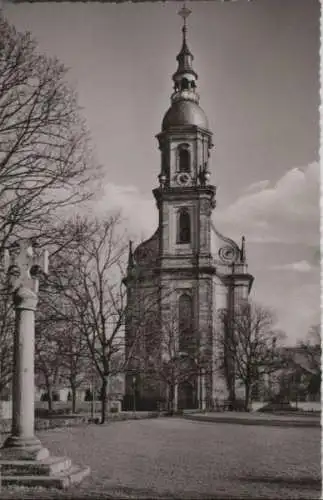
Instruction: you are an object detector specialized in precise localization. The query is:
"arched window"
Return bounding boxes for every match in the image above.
[181,78,189,90]
[178,294,193,353]
[177,209,191,244]
[178,146,190,173]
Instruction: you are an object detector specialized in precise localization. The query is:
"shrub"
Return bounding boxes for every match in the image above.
[231,399,247,412]
[258,399,299,413]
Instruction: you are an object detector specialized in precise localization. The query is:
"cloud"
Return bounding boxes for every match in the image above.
[90,182,156,240]
[271,260,313,273]
[243,179,270,194]
[274,282,320,343]
[216,162,319,246]
[88,162,319,250]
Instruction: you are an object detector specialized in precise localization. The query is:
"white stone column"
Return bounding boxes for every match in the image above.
[8,290,42,447]
[1,241,49,460]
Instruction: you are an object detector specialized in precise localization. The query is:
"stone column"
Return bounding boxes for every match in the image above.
[1,241,49,461]
[0,240,90,489]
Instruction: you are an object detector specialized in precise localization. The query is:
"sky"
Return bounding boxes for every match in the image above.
[2,0,320,345]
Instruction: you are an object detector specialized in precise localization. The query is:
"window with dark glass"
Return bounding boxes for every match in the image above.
[178,209,191,244]
[179,147,190,173]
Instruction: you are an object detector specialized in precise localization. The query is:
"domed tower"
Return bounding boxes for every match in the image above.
[157,5,214,189]
[154,4,216,273]
[151,5,217,411]
[124,6,254,412]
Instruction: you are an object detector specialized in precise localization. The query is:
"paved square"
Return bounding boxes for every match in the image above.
[1,418,321,499]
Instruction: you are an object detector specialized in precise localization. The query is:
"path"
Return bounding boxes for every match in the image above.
[1,418,321,499]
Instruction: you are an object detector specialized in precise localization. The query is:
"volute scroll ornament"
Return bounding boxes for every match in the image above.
[218,244,240,265]
[210,222,241,266]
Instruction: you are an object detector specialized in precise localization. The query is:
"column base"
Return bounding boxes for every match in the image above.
[0,455,91,489]
[1,436,90,489]
[1,435,49,461]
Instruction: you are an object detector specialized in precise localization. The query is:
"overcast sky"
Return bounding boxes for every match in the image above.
[3,0,320,344]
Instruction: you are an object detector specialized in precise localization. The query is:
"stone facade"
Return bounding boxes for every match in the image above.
[124,15,254,411]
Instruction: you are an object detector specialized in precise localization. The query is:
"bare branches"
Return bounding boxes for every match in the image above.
[134,302,206,412]
[217,301,286,410]
[41,214,128,422]
[0,14,101,253]
[0,281,14,396]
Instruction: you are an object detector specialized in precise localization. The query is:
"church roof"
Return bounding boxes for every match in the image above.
[133,228,160,267]
[129,222,250,281]
[162,100,209,131]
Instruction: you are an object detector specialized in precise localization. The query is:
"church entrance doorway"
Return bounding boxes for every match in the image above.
[178,380,198,410]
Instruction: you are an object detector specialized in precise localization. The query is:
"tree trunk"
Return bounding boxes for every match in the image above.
[173,383,178,412]
[47,387,53,413]
[71,384,77,414]
[100,377,107,424]
[168,384,175,413]
[244,383,250,412]
[224,358,236,409]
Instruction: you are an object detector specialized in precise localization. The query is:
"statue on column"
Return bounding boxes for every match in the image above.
[0,240,90,489]
[2,240,49,460]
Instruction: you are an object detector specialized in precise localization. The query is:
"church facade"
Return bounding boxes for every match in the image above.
[124,10,254,411]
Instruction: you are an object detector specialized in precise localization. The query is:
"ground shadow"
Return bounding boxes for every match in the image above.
[236,475,321,490]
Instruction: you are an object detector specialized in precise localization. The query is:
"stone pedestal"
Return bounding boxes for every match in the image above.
[0,456,91,489]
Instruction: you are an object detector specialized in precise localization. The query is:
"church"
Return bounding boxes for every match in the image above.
[124,7,254,412]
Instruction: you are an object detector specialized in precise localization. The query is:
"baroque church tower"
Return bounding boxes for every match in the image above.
[124,7,254,411]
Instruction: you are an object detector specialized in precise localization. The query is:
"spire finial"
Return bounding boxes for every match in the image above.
[240,235,246,263]
[171,3,198,105]
[178,3,192,42]
[128,240,134,269]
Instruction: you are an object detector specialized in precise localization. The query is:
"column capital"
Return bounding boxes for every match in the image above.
[4,239,49,295]
[13,286,38,311]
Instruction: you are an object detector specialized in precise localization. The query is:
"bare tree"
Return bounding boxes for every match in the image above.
[48,214,128,424]
[35,294,91,414]
[59,325,91,414]
[0,280,14,398]
[0,14,100,254]
[0,14,101,405]
[141,305,207,413]
[0,217,97,405]
[296,324,321,400]
[35,321,63,413]
[217,302,286,411]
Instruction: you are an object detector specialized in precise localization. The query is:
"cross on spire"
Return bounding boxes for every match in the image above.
[178,3,192,40]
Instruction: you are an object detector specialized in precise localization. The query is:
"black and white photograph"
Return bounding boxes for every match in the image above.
[0,0,320,499]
